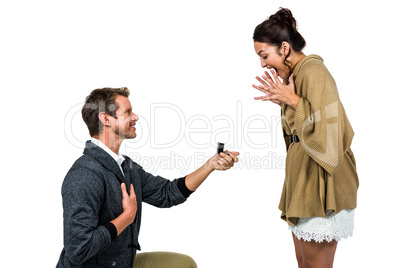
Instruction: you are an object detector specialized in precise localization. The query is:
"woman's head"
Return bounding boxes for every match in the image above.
[253,8,306,79]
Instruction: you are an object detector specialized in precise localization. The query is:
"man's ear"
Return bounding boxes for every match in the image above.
[281,41,290,56]
[98,112,111,127]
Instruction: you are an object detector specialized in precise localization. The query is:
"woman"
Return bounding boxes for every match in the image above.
[252,8,359,268]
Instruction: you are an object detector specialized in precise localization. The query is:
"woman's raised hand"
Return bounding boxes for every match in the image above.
[252,69,300,110]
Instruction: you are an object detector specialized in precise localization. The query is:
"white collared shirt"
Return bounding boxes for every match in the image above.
[91,138,125,176]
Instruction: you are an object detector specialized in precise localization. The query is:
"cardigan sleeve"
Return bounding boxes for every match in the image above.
[136,163,188,208]
[61,167,112,265]
[293,61,354,175]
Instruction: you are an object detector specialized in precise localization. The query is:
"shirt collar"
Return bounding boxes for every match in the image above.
[90,138,125,166]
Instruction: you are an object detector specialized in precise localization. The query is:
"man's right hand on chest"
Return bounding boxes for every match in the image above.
[111,183,138,236]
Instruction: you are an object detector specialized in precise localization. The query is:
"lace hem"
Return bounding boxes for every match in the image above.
[289,209,355,243]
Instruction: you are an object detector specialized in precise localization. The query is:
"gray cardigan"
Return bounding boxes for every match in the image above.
[57,141,188,268]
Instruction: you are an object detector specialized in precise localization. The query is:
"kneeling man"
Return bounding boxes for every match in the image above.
[57,87,239,268]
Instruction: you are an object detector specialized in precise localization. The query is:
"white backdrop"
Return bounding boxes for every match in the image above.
[1,0,401,267]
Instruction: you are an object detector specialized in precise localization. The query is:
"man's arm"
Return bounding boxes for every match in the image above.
[185,151,239,191]
[138,151,239,208]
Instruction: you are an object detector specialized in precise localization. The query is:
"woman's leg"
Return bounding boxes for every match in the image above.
[292,233,304,268]
[298,237,338,268]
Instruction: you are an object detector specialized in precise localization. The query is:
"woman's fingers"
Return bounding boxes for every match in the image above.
[255,76,272,88]
[254,95,270,101]
[288,73,295,89]
[253,71,288,106]
[255,77,275,94]
[253,84,275,96]
[269,68,282,85]
[262,71,277,87]
[252,84,268,94]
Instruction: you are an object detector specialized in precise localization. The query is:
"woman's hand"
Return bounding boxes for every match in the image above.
[252,69,300,110]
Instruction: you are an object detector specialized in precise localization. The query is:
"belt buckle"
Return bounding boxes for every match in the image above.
[291,134,300,143]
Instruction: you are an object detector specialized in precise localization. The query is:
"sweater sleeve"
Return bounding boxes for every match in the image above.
[61,167,112,265]
[137,165,188,208]
[293,61,354,175]
[177,176,195,198]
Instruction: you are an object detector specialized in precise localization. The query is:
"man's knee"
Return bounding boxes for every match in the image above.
[176,253,197,268]
[164,252,196,268]
[133,251,196,268]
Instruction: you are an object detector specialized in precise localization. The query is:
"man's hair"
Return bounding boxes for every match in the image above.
[81,87,130,137]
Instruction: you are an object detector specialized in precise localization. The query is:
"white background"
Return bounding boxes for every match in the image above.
[1,0,401,267]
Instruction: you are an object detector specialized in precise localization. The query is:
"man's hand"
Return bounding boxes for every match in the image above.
[111,183,137,236]
[208,151,240,170]
[185,151,240,191]
[121,183,137,223]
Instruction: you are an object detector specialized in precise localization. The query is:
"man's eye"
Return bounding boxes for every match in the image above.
[262,56,267,60]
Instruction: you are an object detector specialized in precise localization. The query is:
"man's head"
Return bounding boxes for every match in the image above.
[82,87,138,139]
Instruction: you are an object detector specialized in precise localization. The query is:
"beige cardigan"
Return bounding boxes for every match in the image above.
[279,54,359,226]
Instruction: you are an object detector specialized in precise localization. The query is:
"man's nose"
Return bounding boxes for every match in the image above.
[131,112,139,121]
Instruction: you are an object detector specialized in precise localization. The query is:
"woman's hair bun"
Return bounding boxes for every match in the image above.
[269,8,298,32]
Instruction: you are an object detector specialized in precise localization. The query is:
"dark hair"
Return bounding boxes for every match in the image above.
[253,8,306,69]
[81,87,130,137]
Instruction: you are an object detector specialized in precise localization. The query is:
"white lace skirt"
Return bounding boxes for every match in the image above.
[289,209,355,243]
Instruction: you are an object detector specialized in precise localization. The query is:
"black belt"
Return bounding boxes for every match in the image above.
[291,134,300,143]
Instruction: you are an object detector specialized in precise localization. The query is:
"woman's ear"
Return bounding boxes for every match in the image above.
[98,112,111,127]
[281,41,290,56]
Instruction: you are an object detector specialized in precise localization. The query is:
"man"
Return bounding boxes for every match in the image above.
[57,87,239,268]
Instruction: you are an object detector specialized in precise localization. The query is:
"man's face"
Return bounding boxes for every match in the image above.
[110,95,139,140]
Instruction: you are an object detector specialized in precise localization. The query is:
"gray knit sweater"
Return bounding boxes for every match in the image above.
[57,141,188,267]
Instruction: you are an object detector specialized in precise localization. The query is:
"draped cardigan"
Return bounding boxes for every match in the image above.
[279,54,359,226]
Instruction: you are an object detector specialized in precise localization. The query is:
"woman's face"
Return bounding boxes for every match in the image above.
[254,42,289,80]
